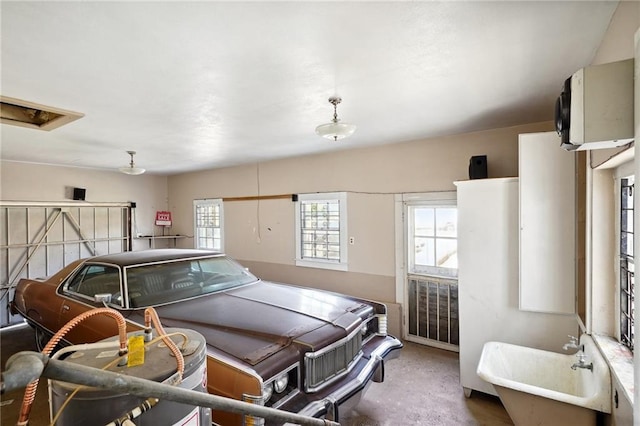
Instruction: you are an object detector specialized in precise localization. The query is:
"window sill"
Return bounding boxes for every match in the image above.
[295,259,348,272]
[592,333,634,406]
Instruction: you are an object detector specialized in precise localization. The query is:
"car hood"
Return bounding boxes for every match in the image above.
[129,281,368,365]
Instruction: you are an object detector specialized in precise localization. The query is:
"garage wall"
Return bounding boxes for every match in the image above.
[0,161,169,251]
[167,121,554,326]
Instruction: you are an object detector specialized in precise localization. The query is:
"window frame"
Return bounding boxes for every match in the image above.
[294,192,348,271]
[63,263,123,306]
[405,194,458,279]
[193,199,224,251]
[619,175,634,351]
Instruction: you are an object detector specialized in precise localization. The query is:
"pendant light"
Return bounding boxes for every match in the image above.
[315,96,356,141]
[119,150,146,175]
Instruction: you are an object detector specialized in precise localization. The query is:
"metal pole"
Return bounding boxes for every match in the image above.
[1,351,340,426]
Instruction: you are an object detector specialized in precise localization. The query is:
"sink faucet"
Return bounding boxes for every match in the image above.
[563,335,583,351]
[571,352,593,371]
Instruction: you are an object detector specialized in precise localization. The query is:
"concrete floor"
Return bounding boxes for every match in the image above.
[1,324,512,425]
[341,342,513,426]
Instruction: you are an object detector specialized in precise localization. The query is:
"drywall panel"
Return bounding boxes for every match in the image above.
[519,132,576,314]
[590,168,616,336]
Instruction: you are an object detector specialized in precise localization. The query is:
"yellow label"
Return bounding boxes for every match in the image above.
[127,335,145,367]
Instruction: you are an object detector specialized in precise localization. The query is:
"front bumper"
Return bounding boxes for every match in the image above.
[286,335,403,423]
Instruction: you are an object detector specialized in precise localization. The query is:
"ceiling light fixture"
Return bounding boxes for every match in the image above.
[315,96,356,141]
[119,150,146,175]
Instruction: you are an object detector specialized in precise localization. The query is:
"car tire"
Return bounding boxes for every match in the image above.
[34,327,50,352]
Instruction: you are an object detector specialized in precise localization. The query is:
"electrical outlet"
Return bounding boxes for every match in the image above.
[349,237,355,245]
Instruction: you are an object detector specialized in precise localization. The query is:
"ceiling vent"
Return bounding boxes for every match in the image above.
[0,96,84,131]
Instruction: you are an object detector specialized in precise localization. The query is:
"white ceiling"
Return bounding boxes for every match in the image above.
[1,1,619,175]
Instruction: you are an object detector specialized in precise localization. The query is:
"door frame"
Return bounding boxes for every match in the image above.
[394,191,457,346]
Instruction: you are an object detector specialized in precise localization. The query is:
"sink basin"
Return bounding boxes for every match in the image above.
[477,334,611,425]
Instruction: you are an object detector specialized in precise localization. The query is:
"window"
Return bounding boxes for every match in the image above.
[408,205,458,278]
[193,199,224,251]
[66,264,121,300]
[295,192,347,271]
[620,176,634,350]
[402,193,458,350]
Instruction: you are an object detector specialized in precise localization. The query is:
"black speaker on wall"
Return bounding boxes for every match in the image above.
[469,155,488,180]
[73,187,86,201]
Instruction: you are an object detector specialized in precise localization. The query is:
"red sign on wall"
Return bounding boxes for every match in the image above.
[155,211,172,226]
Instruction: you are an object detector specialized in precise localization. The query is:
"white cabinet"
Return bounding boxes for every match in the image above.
[457,178,519,396]
[456,177,577,397]
[519,132,576,314]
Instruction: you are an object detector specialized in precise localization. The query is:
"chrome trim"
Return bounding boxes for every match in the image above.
[58,261,125,309]
[242,392,264,405]
[270,389,301,410]
[263,362,299,408]
[306,325,361,360]
[304,326,364,392]
[57,255,259,310]
[297,336,403,420]
[241,393,265,426]
[305,351,363,393]
[361,314,385,345]
[377,313,388,336]
[263,362,298,385]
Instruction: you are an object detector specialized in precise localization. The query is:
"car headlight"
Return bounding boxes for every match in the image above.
[262,382,273,403]
[361,322,368,336]
[273,373,288,393]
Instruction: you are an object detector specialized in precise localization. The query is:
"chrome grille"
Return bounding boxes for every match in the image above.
[304,329,363,392]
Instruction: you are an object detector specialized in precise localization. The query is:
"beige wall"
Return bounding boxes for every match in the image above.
[589,4,639,423]
[0,161,169,251]
[591,1,639,66]
[167,121,554,313]
[589,1,639,168]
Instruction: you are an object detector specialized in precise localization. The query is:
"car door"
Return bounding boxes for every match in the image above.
[58,263,129,344]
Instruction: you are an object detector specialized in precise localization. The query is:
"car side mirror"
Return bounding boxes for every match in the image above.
[94,293,112,304]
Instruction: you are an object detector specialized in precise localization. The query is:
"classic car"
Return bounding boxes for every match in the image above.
[10,249,403,424]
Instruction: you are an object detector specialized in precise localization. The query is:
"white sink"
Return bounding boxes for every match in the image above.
[477,334,611,425]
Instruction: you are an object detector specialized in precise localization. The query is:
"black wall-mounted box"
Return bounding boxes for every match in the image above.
[73,187,86,201]
[469,156,488,180]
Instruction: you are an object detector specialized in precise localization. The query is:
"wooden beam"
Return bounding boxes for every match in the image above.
[222,194,293,202]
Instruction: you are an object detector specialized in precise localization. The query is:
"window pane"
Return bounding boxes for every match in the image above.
[436,208,457,238]
[409,204,458,278]
[327,233,339,244]
[415,237,435,266]
[436,238,458,269]
[620,176,635,350]
[194,200,222,250]
[299,198,342,262]
[414,208,434,237]
[621,178,634,209]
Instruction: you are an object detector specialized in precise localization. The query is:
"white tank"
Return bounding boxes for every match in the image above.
[50,328,210,426]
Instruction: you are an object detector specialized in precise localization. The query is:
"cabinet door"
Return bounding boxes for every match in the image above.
[457,178,519,396]
[519,132,575,314]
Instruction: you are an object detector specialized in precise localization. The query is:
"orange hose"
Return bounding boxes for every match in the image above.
[18,307,128,425]
[144,307,185,381]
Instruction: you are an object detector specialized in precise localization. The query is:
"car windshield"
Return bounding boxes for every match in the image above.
[125,256,257,308]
